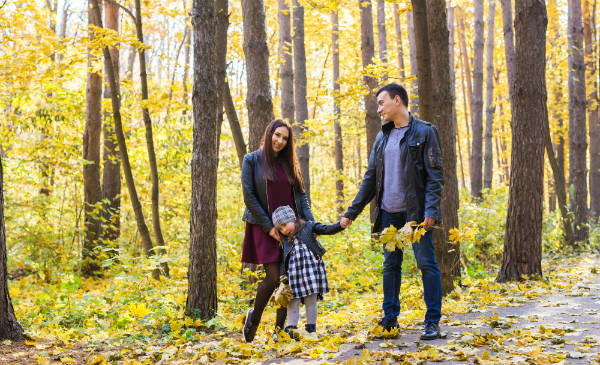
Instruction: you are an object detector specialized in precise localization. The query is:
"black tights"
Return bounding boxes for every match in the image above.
[251,262,287,328]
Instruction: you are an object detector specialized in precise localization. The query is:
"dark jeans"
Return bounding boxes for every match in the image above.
[380,210,442,324]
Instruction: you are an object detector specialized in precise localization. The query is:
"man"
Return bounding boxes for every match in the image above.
[340,83,444,340]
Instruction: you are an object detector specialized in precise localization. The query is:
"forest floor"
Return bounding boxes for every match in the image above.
[1,255,600,364]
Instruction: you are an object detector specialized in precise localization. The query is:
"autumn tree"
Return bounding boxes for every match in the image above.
[293,0,311,200]
[332,7,344,215]
[499,0,515,106]
[471,0,484,198]
[0,157,24,341]
[82,0,103,276]
[279,0,294,128]
[496,0,547,282]
[483,0,495,190]
[407,8,419,116]
[241,0,274,152]
[186,0,219,320]
[377,0,388,80]
[215,0,229,150]
[393,3,405,78]
[224,81,247,168]
[410,0,433,122]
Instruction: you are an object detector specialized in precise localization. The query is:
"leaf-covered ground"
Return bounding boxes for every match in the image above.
[1,250,600,364]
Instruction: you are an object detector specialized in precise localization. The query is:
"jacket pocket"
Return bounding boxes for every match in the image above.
[428,148,443,167]
[409,137,426,163]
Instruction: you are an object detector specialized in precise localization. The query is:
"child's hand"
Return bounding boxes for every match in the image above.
[313,233,320,239]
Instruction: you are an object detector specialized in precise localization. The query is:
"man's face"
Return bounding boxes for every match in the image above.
[377,91,403,122]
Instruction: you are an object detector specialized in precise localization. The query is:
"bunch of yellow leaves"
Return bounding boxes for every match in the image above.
[379,222,427,252]
[270,277,294,308]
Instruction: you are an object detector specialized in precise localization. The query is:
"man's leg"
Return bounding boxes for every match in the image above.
[412,230,442,324]
[381,210,405,321]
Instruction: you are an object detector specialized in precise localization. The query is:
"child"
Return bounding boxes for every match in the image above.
[271,205,344,340]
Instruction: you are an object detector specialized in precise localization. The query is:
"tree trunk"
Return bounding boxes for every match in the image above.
[411,0,433,123]
[499,0,516,107]
[215,0,229,152]
[102,0,121,248]
[82,0,103,277]
[407,9,419,116]
[225,80,247,169]
[496,0,546,282]
[471,0,485,198]
[333,9,344,216]
[459,47,472,163]
[570,0,589,242]
[182,0,192,116]
[279,0,294,126]
[377,0,388,81]
[358,0,381,225]
[89,0,157,280]
[426,0,460,294]
[293,0,311,201]
[186,0,219,320]
[393,3,406,78]
[483,0,495,190]
[585,0,600,218]
[449,5,464,189]
[457,8,474,120]
[241,0,274,153]
[0,157,24,341]
[134,0,169,276]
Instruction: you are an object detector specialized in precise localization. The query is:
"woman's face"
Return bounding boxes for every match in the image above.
[271,126,289,154]
[278,222,296,236]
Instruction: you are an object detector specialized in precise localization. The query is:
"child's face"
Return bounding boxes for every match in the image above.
[278,222,296,236]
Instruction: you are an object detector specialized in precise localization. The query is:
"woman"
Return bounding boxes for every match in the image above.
[241,119,314,343]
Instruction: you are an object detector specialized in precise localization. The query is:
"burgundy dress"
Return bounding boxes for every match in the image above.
[242,160,298,265]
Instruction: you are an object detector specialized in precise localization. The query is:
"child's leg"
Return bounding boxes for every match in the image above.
[287,298,301,327]
[304,293,318,325]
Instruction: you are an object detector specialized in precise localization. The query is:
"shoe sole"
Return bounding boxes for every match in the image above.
[420,334,441,340]
[243,308,253,343]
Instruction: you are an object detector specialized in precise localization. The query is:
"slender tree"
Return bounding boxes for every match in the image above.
[293,0,311,201]
[570,0,589,242]
[279,0,294,126]
[426,0,460,294]
[215,0,229,150]
[459,47,472,162]
[241,0,274,152]
[182,0,192,115]
[499,0,516,106]
[89,0,158,280]
[407,8,419,116]
[483,0,495,190]
[224,80,247,168]
[377,0,388,80]
[134,0,169,275]
[496,0,547,282]
[332,8,344,216]
[457,8,474,119]
[186,0,219,320]
[0,157,24,341]
[471,0,485,198]
[411,0,433,122]
[393,3,406,78]
[82,0,103,276]
[102,0,121,246]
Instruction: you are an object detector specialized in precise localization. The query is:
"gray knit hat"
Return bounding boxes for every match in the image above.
[272,205,296,228]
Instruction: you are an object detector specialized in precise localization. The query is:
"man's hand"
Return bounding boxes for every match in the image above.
[269,227,281,242]
[340,217,353,228]
[423,217,436,230]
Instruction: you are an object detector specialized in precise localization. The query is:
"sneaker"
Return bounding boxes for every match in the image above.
[242,309,258,343]
[420,322,441,340]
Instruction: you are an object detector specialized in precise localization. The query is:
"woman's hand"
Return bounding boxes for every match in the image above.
[269,227,281,242]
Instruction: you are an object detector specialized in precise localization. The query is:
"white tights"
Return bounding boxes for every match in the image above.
[286,293,318,327]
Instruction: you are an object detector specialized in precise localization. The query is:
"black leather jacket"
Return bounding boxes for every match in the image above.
[241,149,315,233]
[280,221,344,276]
[343,113,444,233]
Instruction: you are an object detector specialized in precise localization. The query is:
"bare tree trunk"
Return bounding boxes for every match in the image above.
[426,0,460,294]
[134,0,169,276]
[459,47,472,163]
[377,0,388,81]
[242,0,274,152]
[585,0,600,218]
[224,80,247,168]
[457,8,474,120]
[411,0,433,122]
[182,0,192,116]
[471,0,485,198]
[215,0,229,152]
[393,3,406,78]
[102,0,121,248]
[358,0,380,225]
[449,5,464,189]
[483,0,495,190]
[496,0,546,282]
[333,9,344,216]
[279,0,294,126]
[89,0,157,280]
[499,0,516,107]
[186,0,219,320]
[82,0,103,277]
[407,10,419,116]
[570,0,589,242]
[0,157,24,341]
[293,0,311,201]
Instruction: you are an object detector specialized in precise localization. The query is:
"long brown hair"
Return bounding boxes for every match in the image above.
[259,119,305,192]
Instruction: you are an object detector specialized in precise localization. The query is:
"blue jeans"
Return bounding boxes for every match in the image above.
[380,210,442,324]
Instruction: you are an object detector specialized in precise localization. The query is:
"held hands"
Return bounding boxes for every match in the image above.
[340,217,353,229]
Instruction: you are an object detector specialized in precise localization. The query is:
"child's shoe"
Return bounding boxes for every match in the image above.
[284,325,301,340]
[302,324,318,342]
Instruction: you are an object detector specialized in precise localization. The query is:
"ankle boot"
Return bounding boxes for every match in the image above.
[305,324,316,333]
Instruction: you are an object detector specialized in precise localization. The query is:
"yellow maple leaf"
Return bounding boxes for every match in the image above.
[449,228,461,244]
[128,302,150,318]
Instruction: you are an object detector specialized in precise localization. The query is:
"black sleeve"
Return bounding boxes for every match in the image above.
[241,154,273,233]
[312,222,345,235]
[423,125,444,221]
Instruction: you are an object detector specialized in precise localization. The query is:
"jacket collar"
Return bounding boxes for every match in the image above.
[382,112,415,134]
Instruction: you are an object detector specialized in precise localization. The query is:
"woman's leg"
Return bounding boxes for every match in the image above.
[250,262,283,325]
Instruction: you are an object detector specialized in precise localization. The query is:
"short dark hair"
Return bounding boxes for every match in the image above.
[376,83,409,107]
